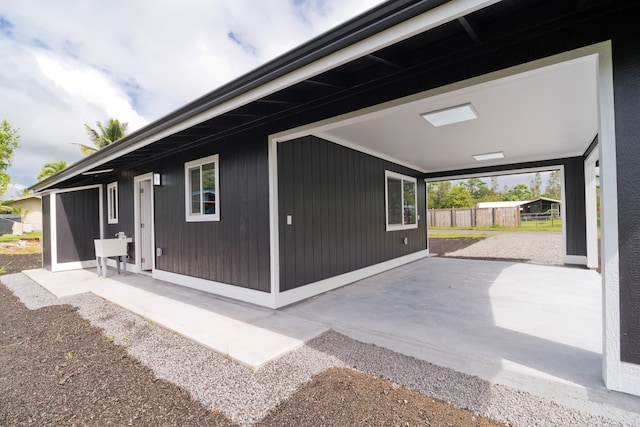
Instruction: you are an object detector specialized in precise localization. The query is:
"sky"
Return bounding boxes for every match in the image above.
[445,171,553,195]
[0,0,386,198]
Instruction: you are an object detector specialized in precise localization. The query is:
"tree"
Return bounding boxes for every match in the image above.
[448,184,474,208]
[530,172,542,199]
[466,177,493,203]
[490,176,500,194]
[73,118,128,155]
[501,183,533,201]
[0,173,10,199]
[37,160,67,181]
[427,181,452,209]
[0,120,20,198]
[544,170,562,200]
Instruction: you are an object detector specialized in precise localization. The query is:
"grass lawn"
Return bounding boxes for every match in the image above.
[520,219,562,231]
[0,232,42,256]
[0,232,42,242]
[431,219,563,233]
[428,233,494,239]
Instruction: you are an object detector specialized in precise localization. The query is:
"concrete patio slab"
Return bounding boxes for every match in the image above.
[22,268,328,370]
[282,257,640,424]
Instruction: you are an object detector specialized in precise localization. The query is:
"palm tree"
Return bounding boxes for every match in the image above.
[37,160,67,181]
[73,118,128,155]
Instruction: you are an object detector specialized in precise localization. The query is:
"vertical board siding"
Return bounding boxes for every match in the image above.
[104,171,136,261]
[41,195,51,269]
[613,21,640,364]
[152,136,271,292]
[55,188,101,263]
[563,158,587,256]
[278,136,426,291]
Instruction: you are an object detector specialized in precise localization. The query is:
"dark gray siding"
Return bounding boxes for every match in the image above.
[152,136,271,292]
[85,137,270,292]
[278,136,426,291]
[103,172,136,262]
[41,194,51,269]
[55,188,101,263]
[562,158,586,258]
[76,132,271,292]
[425,157,587,257]
[613,19,640,364]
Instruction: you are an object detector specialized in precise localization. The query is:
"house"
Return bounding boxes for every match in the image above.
[32,0,640,396]
[2,195,42,232]
[478,197,561,220]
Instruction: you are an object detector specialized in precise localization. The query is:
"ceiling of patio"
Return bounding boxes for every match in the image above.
[310,54,598,173]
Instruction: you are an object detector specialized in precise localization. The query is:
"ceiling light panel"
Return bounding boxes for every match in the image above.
[421,103,478,127]
[472,151,504,161]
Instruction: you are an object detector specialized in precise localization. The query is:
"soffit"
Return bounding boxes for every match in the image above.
[315,55,598,173]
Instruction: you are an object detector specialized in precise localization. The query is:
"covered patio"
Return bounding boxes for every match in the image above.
[19,257,640,424]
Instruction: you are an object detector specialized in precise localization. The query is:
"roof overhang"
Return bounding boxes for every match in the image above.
[33,0,501,192]
[274,52,598,173]
[32,0,627,192]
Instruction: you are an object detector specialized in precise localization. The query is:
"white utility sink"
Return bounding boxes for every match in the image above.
[94,238,132,277]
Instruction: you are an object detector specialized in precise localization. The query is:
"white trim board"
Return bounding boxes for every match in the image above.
[51,260,97,273]
[133,173,156,274]
[268,137,280,296]
[563,255,587,265]
[584,148,599,270]
[153,269,275,308]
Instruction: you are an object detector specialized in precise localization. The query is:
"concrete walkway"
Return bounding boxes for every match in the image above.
[22,258,640,424]
[22,268,328,370]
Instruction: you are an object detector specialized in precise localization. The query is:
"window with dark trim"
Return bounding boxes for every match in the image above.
[185,154,220,222]
[385,171,417,231]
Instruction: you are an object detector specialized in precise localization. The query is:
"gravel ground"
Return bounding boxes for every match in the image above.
[435,232,563,265]
[2,272,628,427]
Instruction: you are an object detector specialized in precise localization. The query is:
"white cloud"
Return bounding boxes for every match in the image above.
[33,52,148,130]
[0,0,384,197]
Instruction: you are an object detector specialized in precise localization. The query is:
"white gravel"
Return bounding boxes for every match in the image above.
[3,272,631,427]
[444,232,563,265]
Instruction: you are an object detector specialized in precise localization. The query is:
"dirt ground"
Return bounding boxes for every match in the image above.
[1,243,508,426]
[0,240,42,274]
[428,237,485,256]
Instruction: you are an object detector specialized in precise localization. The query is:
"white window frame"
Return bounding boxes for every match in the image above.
[385,170,418,231]
[107,181,118,224]
[185,154,220,222]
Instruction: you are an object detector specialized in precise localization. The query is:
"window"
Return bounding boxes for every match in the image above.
[185,154,220,222]
[385,171,417,231]
[107,182,118,224]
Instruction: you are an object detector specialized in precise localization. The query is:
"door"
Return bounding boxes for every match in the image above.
[138,178,153,271]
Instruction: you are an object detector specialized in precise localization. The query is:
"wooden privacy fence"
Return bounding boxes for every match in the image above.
[427,207,521,228]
